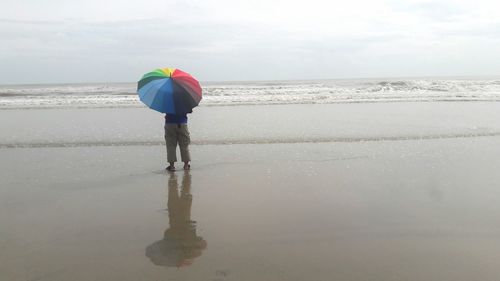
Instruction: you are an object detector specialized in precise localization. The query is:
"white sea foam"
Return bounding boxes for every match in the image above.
[1,78,500,109]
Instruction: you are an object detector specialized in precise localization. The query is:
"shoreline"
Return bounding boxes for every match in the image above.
[1,102,499,149]
[1,132,500,149]
[1,98,500,111]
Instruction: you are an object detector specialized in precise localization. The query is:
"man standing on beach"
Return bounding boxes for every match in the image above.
[165,113,191,171]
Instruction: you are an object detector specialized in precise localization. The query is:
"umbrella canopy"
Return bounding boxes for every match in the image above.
[137,68,202,114]
[145,237,207,267]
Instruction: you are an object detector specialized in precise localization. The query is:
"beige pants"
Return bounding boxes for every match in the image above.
[164,124,191,163]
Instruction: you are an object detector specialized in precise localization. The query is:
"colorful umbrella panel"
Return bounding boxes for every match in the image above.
[137,68,202,114]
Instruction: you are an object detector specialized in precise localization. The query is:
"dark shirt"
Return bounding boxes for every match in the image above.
[165,114,188,124]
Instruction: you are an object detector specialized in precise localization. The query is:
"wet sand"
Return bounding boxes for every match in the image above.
[1,103,500,280]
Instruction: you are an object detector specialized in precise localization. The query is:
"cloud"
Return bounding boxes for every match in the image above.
[391,0,469,22]
[1,0,500,83]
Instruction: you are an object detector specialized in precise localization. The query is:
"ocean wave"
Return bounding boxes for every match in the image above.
[1,79,500,109]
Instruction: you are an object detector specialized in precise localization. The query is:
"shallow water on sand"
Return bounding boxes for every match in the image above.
[1,135,500,281]
[1,102,500,148]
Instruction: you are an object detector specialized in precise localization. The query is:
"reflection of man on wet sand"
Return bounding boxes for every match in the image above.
[146,171,207,267]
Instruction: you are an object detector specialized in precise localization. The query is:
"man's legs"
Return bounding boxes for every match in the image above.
[165,124,178,169]
[178,124,191,169]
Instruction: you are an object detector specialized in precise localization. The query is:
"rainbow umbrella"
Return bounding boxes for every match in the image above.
[137,68,202,114]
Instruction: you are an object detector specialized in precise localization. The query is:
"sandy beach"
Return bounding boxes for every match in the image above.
[1,102,500,281]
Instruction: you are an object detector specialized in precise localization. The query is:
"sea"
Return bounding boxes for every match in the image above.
[1,77,500,109]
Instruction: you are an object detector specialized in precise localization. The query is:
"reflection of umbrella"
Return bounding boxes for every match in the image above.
[145,236,207,267]
[137,68,202,114]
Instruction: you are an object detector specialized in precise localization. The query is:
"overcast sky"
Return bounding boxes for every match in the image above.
[1,0,500,84]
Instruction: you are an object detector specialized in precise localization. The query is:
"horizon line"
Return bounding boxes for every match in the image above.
[1,74,500,86]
